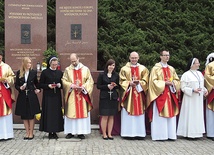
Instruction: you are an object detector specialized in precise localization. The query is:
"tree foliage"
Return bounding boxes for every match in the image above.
[0,0,214,74]
[47,0,55,49]
[98,0,214,73]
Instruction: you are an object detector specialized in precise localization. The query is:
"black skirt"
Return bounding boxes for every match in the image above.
[20,98,35,120]
[15,92,40,117]
[39,94,64,132]
[99,99,118,116]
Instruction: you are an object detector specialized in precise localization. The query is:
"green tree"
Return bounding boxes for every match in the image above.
[98,0,214,73]
[47,0,55,49]
[1,0,214,74]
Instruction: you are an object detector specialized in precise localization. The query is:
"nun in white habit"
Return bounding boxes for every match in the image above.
[177,58,208,139]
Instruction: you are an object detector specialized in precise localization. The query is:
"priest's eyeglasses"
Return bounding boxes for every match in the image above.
[161,54,170,56]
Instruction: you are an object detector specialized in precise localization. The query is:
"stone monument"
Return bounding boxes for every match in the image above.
[5,0,47,71]
[5,0,47,123]
[56,0,97,71]
[56,0,99,124]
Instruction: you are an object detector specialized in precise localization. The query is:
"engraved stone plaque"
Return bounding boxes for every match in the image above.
[5,0,47,71]
[71,24,82,40]
[56,0,97,71]
[21,24,31,44]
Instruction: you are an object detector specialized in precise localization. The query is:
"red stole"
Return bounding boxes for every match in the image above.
[0,66,13,116]
[73,69,85,118]
[207,89,214,105]
[129,67,144,115]
[155,67,178,117]
[207,89,214,111]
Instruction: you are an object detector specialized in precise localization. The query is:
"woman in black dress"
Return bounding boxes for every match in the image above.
[97,59,119,140]
[39,56,64,139]
[15,57,40,140]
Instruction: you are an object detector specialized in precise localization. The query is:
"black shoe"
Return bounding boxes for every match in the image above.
[23,137,29,140]
[168,138,176,141]
[135,137,144,140]
[48,133,54,139]
[65,133,74,139]
[207,137,214,141]
[53,133,58,139]
[77,134,85,139]
[185,137,197,141]
[28,135,34,140]
[122,137,135,140]
[102,136,108,140]
[0,138,13,141]
[108,136,114,140]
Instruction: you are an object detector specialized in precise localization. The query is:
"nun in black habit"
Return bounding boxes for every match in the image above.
[39,56,64,139]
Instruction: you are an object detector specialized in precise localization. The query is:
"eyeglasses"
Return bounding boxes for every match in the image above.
[130,57,138,59]
[161,55,170,56]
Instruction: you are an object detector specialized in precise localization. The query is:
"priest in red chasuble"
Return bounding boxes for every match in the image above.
[62,53,94,140]
[147,50,180,141]
[119,51,149,140]
[0,51,16,140]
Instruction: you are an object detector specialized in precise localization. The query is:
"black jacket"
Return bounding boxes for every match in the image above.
[15,69,40,116]
[97,72,119,100]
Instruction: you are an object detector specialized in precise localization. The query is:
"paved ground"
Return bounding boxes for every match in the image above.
[1,126,214,155]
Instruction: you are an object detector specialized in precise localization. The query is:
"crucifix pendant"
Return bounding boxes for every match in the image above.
[108,90,113,100]
[25,89,29,96]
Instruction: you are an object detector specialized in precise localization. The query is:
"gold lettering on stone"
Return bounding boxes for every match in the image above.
[7,3,44,20]
[59,5,94,16]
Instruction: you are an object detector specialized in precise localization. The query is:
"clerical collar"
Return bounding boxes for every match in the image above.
[74,63,80,70]
[160,62,168,68]
[49,67,56,71]
[131,63,138,67]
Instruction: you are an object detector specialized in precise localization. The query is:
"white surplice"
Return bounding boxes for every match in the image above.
[0,114,14,139]
[151,102,177,140]
[206,106,214,137]
[64,112,91,135]
[177,70,206,138]
[62,63,93,135]
[121,108,146,137]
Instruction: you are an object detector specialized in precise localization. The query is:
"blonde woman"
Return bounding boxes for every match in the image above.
[15,57,40,140]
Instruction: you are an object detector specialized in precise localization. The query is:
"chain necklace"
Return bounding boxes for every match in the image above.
[190,70,201,88]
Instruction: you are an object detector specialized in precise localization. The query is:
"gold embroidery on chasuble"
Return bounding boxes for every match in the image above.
[208,100,214,111]
[73,69,88,118]
[127,66,143,115]
[157,67,179,117]
[0,66,12,116]
[204,63,214,112]
[206,89,214,111]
